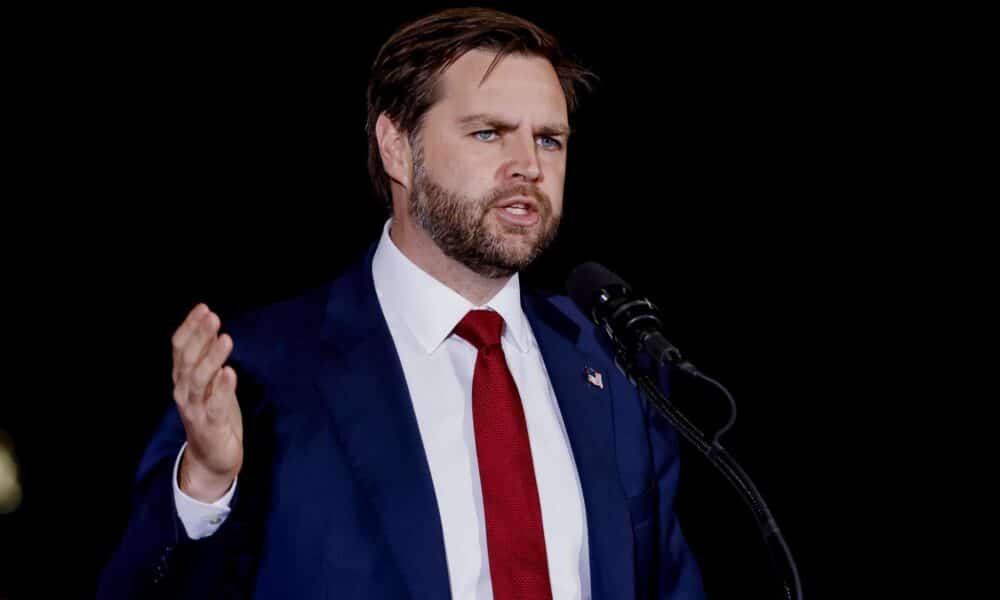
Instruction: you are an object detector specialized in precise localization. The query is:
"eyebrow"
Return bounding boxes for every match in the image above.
[458,113,572,138]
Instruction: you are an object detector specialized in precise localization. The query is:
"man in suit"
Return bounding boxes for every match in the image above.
[98,7,707,599]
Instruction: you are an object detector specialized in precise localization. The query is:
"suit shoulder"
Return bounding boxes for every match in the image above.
[524,288,621,362]
[222,281,332,378]
[228,282,330,341]
[541,293,591,328]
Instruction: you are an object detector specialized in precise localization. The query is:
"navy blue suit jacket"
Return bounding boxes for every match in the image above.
[97,244,706,599]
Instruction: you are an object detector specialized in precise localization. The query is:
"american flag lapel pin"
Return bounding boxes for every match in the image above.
[584,366,604,390]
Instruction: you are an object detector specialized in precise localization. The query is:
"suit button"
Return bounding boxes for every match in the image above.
[152,552,170,585]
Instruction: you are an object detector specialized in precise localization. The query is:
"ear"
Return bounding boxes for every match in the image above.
[375,113,413,191]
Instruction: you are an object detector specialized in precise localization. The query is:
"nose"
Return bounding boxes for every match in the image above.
[501,131,542,183]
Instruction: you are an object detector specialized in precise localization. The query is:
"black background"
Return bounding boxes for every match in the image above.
[2,1,967,598]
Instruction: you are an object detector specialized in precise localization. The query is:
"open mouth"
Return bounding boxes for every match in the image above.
[493,196,541,226]
[493,200,540,226]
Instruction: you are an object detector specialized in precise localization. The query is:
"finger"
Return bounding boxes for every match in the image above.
[172,375,203,425]
[190,334,234,403]
[206,366,238,422]
[172,306,210,382]
[178,312,221,378]
[171,304,209,360]
[175,311,216,386]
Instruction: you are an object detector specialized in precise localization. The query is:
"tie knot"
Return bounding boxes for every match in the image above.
[453,310,504,351]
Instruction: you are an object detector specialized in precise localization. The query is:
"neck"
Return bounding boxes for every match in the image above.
[389,217,510,307]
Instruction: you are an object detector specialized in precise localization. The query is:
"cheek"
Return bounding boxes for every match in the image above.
[542,156,566,212]
[424,140,493,191]
[548,187,565,217]
[444,155,498,197]
[439,153,472,182]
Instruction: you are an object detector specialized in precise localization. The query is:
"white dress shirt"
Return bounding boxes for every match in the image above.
[174,219,591,599]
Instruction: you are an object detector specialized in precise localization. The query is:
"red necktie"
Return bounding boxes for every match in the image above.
[453,310,553,600]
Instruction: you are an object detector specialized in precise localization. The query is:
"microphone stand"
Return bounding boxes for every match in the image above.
[614,349,804,600]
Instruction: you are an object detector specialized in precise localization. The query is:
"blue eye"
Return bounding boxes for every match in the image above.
[538,136,562,150]
[474,130,498,141]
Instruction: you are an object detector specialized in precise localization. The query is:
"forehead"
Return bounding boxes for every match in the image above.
[431,49,568,123]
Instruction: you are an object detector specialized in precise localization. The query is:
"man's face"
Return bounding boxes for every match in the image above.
[408,49,569,278]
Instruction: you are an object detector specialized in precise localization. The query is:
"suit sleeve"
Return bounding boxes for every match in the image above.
[646,370,709,600]
[95,404,238,600]
[97,356,273,600]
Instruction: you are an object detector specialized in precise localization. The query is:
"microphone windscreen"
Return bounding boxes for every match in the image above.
[566,262,630,316]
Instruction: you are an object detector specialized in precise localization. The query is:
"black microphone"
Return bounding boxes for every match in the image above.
[566,262,804,600]
[566,262,700,376]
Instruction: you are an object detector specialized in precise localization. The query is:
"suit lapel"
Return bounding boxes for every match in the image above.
[310,247,634,600]
[315,248,452,600]
[523,292,635,600]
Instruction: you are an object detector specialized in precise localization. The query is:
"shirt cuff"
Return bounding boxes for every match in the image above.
[172,441,237,539]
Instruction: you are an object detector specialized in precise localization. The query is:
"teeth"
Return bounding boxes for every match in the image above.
[505,206,528,215]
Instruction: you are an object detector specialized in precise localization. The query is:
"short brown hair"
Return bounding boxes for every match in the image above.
[366,7,596,208]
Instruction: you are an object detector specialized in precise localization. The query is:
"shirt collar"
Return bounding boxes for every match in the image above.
[371,219,531,355]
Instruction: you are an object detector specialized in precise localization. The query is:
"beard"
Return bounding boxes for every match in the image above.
[408,149,562,279]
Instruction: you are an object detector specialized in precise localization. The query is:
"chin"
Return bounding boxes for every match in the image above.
[479,211,559,271]
[491,228,538,253]
[498,236,544,265]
